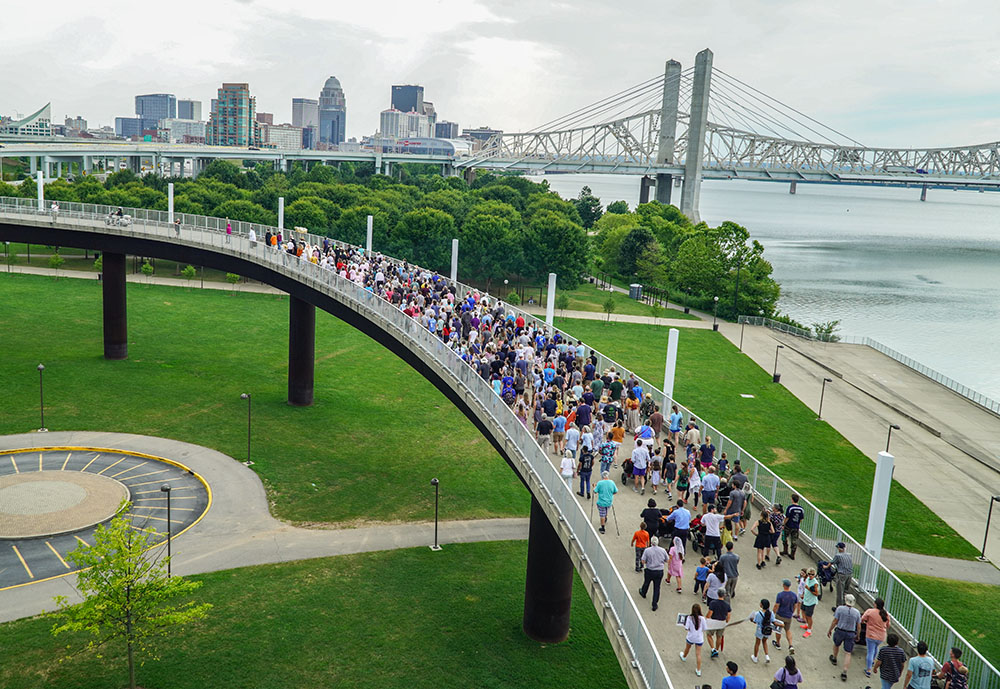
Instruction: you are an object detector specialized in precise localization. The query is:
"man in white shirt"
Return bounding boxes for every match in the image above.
[701,504,726,559]
[631,439,650,495]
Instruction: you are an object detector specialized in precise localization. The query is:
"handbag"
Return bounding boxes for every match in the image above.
[770,669,786,689]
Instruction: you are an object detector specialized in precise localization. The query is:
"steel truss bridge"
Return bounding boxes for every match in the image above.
[457,49,1000,220]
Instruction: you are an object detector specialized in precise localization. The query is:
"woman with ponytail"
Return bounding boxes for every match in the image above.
[860,597,892,678]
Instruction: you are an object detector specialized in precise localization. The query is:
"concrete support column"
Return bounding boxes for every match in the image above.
[662,327,679,408]
[920,184,928,202]
[278,197,285,231]
[83,156,92,175]
[639,176,654,204]
[865,451,894,560]
[168,182,174,224]
[545,272,557,327]
[450,238,459,282]
[56,162,63,178]
[102,252,128,360]
[655,59,682,206]
[288,296,315,407]
[522,496,573,643]
[29,156,37,174]
[680,48,713,223]
[789,181,797,195]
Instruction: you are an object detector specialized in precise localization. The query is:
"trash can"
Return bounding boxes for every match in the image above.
[773,373,781,384]
[628,283,643,300]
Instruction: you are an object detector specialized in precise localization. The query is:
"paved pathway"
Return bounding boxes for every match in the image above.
[523,304,713,329]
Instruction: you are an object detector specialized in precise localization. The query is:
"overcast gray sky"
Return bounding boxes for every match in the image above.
[3,0,998,148]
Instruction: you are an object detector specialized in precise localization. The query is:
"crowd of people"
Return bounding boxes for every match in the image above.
[264,240,962,689]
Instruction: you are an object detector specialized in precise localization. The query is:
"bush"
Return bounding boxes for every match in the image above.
[181,265,197,284]
[812,319,842,342]
[48,253,65,275]
[140,260,154,283]
[93,255,102,273]
[506,291,521,306]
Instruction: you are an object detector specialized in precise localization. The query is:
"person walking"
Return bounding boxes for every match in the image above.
[593,471,618,534]
[935,647,966,689]
[701,466,720,514]
[598,431,616,474]
[903,641,935,689]
[632,522,650,572]
[248,226,257,246]
[872,634,908,689]
[535,414,554,454]
[827,593,861,682]
[831,542,853,610]
[702,503,725,559]
[174,217,182,237]
[723,482,747,539]
[773,578,798,655]
[705,561,726,606]
[631,439,650,494]
[559,450,575,490]
[666,498,692,544]
[719,541,740,600]
[706,587,731,659]
[721,661,746,689]
[667,536,685,594]
[750,598,774,664]
[225,217,232,243]
[861,598,892,678]
[679,603,705,677]
[576,444,594,498]
[751,510,774,569]
[782,494,805,560]
[799,567,820,638]
[774,656,804,688]
[638,536,668,611]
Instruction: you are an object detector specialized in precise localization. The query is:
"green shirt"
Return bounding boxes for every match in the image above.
[593,479,619,507]
[590,379,604,399]
[609,380,624,400]
[802,576,820,606]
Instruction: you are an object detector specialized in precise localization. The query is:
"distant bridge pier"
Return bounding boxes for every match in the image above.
[102,252,128,360]
[288,296,316,407]
[655,59,682,207]
[463,167,476,186]
[29,156,37,174]
[522,496,573,643]
[655,174,674,204]
[680,48,713,223]
[920,184,928,202]
[789,181,797,195]
[639,175,654,204]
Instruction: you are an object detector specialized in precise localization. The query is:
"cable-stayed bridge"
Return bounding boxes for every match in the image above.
[457,49,1000,221]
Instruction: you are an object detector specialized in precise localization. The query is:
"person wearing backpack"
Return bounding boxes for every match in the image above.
[936,648,967,689]
[773,655,803,688]
[750,598,774,664]
[576,445,595,499]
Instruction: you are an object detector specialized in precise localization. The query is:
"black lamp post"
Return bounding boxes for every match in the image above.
[977,496,1000,562]
[160,484,172,577]
[429,478,442,551]
[712,296,719,331]
[37,363,47,432]
[240,393,253,466]
[886,423,901,453]
[817,377,833,420]
[772,345,784,383]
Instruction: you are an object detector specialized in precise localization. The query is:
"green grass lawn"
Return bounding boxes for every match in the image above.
[553,282,698,320]
[2,540,626,689]
[0,273,525,524]
[897,573,1000,666]
[554,317,980,560]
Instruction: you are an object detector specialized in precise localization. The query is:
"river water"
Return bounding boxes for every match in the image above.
[542,174,1000,399]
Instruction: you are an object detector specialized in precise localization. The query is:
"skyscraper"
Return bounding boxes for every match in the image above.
[135,93,176,120]
[178,99,202,121]
[318,77,347,146]
[435,121,460,139]
[391,85,423,113]
[206,83,258,147]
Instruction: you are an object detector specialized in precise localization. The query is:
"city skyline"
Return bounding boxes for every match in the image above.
[2,0,999,148]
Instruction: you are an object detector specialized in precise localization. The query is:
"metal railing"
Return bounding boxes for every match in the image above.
[4,196,999,687]
[740,315,1000,416]
[0,197,672,689]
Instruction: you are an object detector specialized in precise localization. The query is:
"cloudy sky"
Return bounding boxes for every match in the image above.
[3,0,998,148]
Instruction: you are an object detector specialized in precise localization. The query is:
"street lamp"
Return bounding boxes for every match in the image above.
[886,423,901,453]
[429,478,442,551]
[712,296,719,331]
[772,345,784,383]
[37,363,47,432]
[817,377,833,420]
[240,393,253,466]
[160,484,172,577]
[977,496,1000,562]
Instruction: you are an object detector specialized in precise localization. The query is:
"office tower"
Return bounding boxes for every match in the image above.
[435,121,459,138]
[318,77,347,146]
[391,85,423,113]
[178,99,202,121]
[135,93,177,120]
[206,83,258,146]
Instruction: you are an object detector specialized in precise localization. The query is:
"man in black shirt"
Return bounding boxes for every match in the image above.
[536,415,554,454]
[706,588,731,658]
[782,493,806,560]
[640,499,662,542]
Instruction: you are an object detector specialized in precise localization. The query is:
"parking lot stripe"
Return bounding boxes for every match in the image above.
[80,454,101,472]
[45,542,70,570]
[74,535,89,547]
[97,457,128,475]
[132,505,196,511]
[134,486,196,494]
[112,461,148,478]
[129,477,187,487]
[39,453,43,471]
[11,546,33,579]
[123,468,170,480]
[10,455,19,473]
[60,452,72,471]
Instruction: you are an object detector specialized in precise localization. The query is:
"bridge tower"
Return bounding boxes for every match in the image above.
[654,59,683,205]
[679,48,713,223]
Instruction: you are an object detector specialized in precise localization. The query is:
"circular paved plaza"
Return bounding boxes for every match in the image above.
[0,448,210,589]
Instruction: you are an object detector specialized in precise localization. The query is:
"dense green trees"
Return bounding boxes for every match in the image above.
[23,160,779,316]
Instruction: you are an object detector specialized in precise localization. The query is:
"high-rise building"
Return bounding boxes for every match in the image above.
[178,99,202,121]
[206,83,258,147]
[391,85,423,114]
[421,100,436,127]
[292,97,319,149]
[256,112,274,125]
[115,116,158,139]
[379,108,432,139]
[64,115,88,131]
[135,93,176,120]
[318,76,347,146]
[260,123,303,150]
[435,120,459,139]
[160,118,207,143]
[0,103,52,137]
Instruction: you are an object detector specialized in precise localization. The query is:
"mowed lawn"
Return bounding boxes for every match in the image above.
[0,273,527,524]
[551,281,698,320]
[2,541,627,689]
[554,317,980,560]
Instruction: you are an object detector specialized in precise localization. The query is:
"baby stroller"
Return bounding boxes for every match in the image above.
[621,458,634,485]
[816,560,837,598]
[689,514,706,554]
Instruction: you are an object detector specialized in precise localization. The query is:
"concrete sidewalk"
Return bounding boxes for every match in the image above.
[523,304,713,329]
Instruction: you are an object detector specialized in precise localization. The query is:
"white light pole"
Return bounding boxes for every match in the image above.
[662,327,679,409]
[167,182,174,225]
[450,238,458,282]
[36,171,44,210]
[366,214,373,255]
[545,272,557,327]
[278,197,285,232]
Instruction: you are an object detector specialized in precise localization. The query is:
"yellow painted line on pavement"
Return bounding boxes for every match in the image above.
[130,477,187,487]
[111,461,147,478]
[135,515,184,525]
[135,496,199,500]
[45,542,70,570]
[10,455,18,473]
[132,505,196,511]
[61,452,72,471]
[129,525,159,535]
[11,546,33,579]
[123,468,169,481]
[134,487,196,494]
[80,454,101,472]
[97,456,128,475]
[39,453,43,471]
[74,535,89,547]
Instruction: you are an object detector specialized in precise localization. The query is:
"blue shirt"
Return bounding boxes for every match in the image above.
[553,416,567,433]
[669,412,683,432]
[695,565,710,581]
[721,676,747,689]
[702,473,720,493]
[593,479,618,507]
[669,507,691,530]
